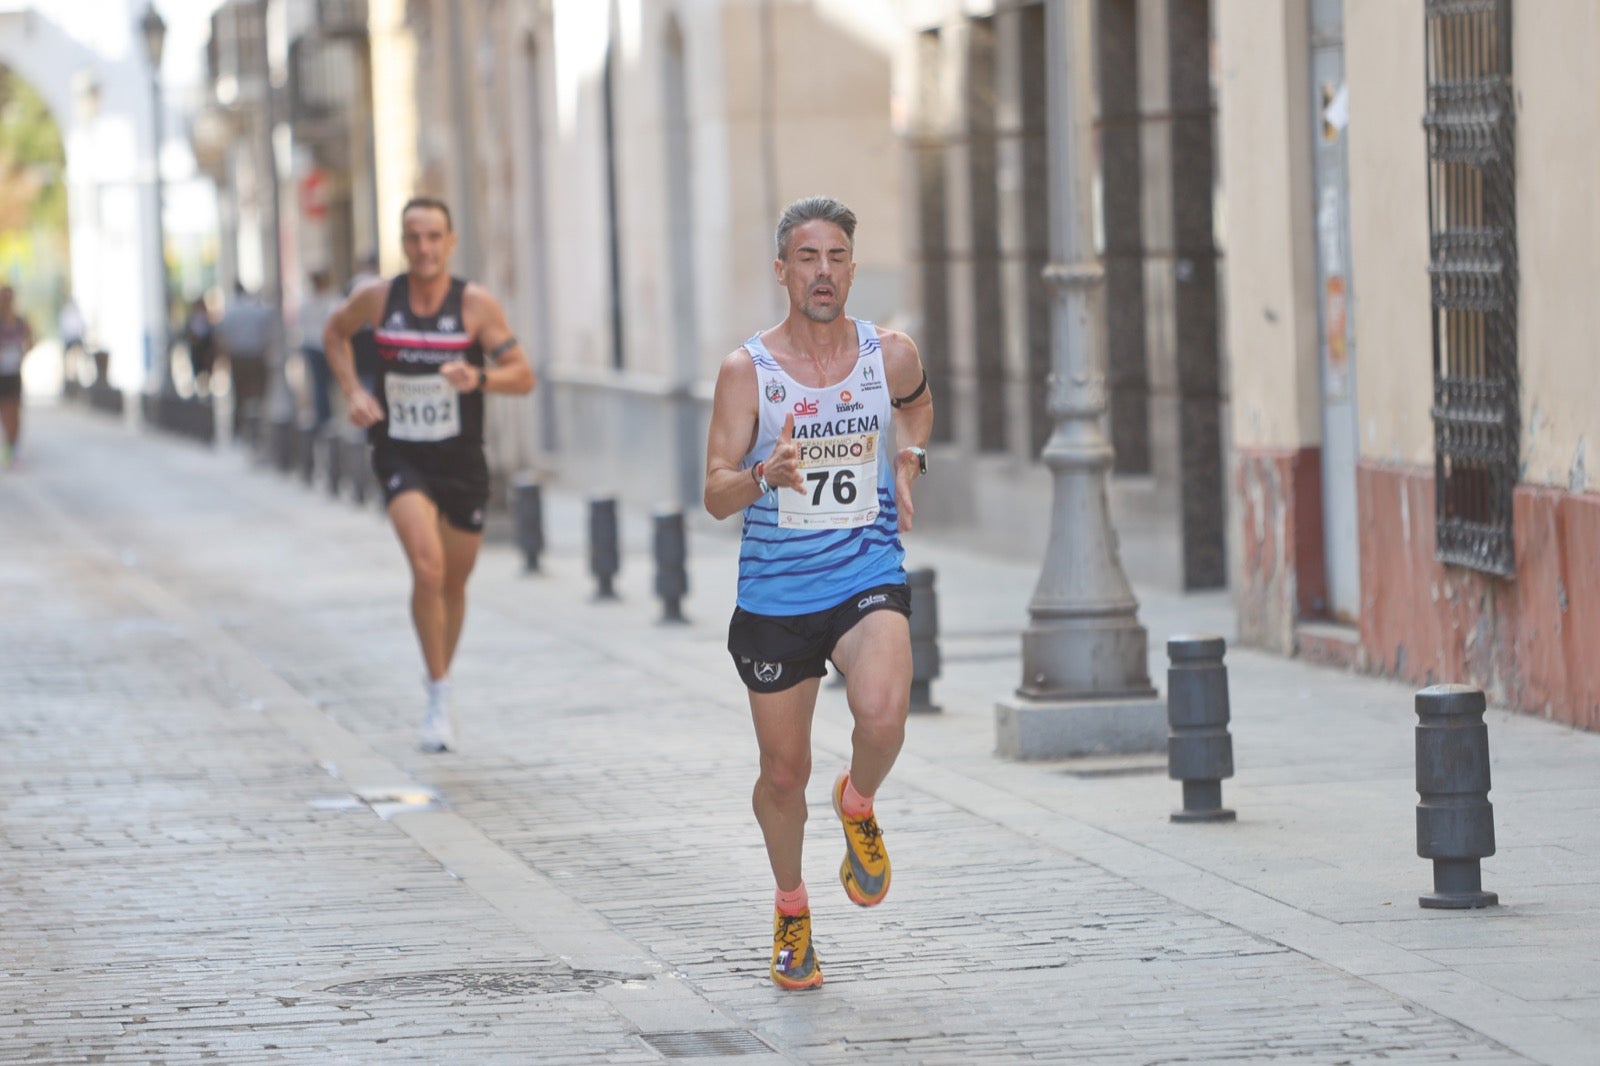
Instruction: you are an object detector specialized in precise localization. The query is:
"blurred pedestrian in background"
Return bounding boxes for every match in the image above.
[297,269,339,430]
[0,285,36,468]
[57,296,86,388]
[216,284,273,441]
[183,295,216,395]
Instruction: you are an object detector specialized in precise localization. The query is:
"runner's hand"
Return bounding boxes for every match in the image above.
[439,359,479,392]
[766,412,804,492]
[345,389,384,428]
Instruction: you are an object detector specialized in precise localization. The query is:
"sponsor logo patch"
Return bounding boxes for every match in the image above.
[765,381,787,404]
[792,397,820,417]
[858,593,888,610]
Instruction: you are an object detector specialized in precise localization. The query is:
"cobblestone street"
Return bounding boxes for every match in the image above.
[2,406,1596,1064]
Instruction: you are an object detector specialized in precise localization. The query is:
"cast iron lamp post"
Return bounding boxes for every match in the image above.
[994,0,1165,759]
[140,2,172,394]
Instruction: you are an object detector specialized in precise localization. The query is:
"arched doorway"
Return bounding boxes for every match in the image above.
[0,64,68,390]
[0,5,165,392]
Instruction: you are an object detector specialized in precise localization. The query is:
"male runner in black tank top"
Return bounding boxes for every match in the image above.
[322,197,535,751]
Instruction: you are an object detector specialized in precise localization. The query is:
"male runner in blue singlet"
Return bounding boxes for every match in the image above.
[704,196,934,989]
[322,197,535,752]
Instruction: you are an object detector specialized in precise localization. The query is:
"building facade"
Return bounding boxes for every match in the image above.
[1218,0,1600,729]
[195,0,1600,731]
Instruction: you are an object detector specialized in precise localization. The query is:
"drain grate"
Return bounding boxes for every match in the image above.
[324,967,639,998]
[639,1030,774,1058]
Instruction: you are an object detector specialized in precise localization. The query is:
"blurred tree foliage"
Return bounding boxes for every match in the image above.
[0,66,66,234]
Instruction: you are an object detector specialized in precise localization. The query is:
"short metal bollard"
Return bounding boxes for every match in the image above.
[512,475,545,573]
[270,415,296,473]
[297,424,317,486]
[1166,635,1236,823]
[1415,684,1498,909]
[653,509,689,623]
[588,496,620,600]
[322,431,342,498]
[907,568,942,713]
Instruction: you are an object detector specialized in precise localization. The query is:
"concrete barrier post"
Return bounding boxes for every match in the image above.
[653,509,689,623]
[907,568,942,713]
[588,497,620,600]
[1415,684,1498,909]
[512,475,545,573]
[1165,635,1236,823]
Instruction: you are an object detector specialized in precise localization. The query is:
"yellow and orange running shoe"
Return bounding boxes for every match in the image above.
[770,908,823,990]
[832,770,891,907]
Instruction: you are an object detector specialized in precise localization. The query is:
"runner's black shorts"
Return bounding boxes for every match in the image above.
[0,374,20,399]
[727,582,911,694]
[371,447,489,533]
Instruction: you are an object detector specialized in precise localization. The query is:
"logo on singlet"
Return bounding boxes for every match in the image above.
[438,315,457,332]
[386,312,405,328]
[765,381,786,404]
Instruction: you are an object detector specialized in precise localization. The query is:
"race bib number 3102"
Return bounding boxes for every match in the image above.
[778,432,880,529]
[386,374,461,442]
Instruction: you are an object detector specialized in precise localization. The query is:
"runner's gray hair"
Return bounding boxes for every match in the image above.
[775,196,857,260]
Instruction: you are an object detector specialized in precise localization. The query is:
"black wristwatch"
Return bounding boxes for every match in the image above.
[476,367,488,392]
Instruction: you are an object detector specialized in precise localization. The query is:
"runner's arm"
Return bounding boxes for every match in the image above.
[323,279,388,427]
[450,285,535,395]
[704,349,767,520]
[881,329,933,532]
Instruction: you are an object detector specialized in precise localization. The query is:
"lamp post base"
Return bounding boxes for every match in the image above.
[995,694,1166,759]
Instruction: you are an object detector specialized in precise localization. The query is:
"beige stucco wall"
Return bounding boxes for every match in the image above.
[719,2,904,344]
[1215,0,1320,451]
[1515,0,1600,492]
[1345,0,1431,467]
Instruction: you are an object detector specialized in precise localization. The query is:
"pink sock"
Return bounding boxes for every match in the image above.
[841,776,874,819]
[775,883,809,916]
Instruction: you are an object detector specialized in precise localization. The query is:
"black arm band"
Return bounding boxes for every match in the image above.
[891,369,929,409]
[488,337,518,360]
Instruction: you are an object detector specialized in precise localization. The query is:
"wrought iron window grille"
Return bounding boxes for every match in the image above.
[1424,0,1518,578]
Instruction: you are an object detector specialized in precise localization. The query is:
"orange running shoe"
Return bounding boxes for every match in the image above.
[832,770,891,907]
[770,907,823,990]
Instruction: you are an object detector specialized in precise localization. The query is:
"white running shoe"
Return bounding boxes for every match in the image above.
[419,678,454,752]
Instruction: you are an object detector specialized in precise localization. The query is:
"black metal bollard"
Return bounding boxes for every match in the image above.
[1166,635,1236,822]
[344,437,369,505]
[322,430,343,498]
[907,568,942,713]
[270,415,296,473]
[588,496,620,600]
[512,475,545,572]
[1415,684,1497,909]
[653,509,689,623]
[297,424,317,486]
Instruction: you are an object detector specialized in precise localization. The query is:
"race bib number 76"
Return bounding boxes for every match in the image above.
[778,432,880,529]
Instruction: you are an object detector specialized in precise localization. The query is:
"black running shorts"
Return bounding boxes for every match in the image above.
[727,582,911,694]
[371,448,489,533]
[0,374,20,399]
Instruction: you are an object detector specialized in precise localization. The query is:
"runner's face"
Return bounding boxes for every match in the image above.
[776,221,855,324]
[401,207,456,281]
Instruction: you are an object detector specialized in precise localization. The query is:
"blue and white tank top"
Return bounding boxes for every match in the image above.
[737,318,906,615]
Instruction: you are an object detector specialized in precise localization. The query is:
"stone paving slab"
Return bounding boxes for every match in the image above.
[0,406,1590,1063]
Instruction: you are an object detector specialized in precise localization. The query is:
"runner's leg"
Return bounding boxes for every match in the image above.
[388,491,450,680]
[437,520,482,674]
[749,678,823,890]
[829,609,913,797]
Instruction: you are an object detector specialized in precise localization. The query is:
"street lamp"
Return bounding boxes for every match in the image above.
[993,0,1165,759]
[139,1,172,393]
